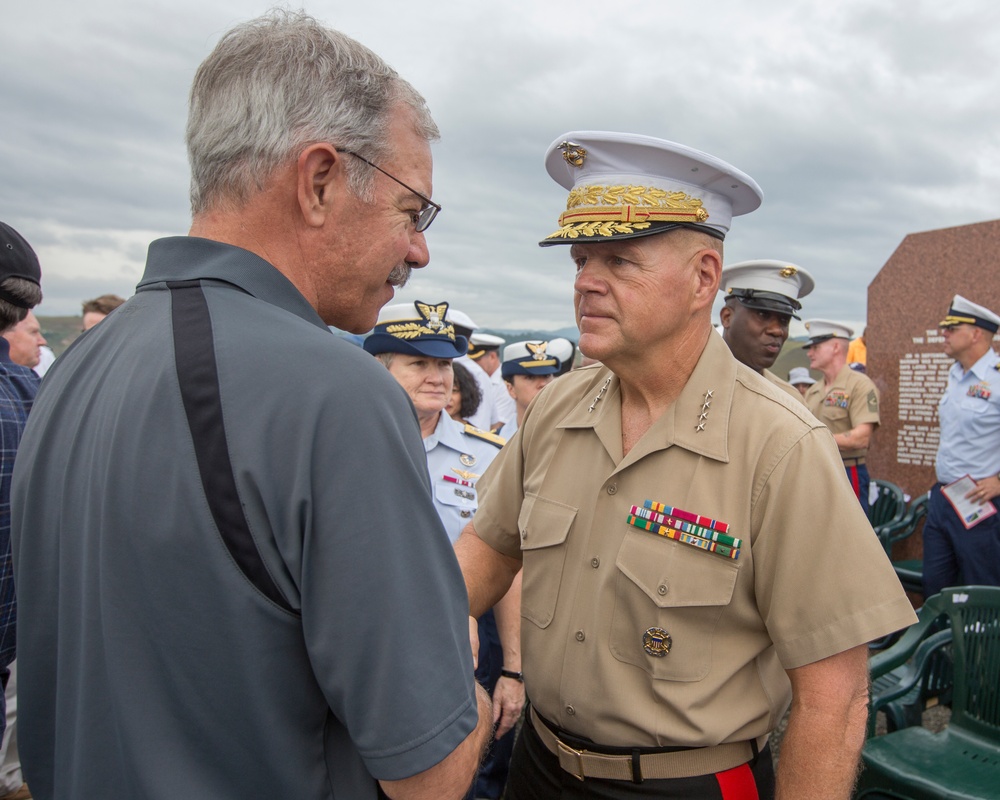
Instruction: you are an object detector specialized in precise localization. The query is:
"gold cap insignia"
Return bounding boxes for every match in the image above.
[559,141,587,167]
[643,627,671,657]
[385,301,457,342]
[779,266,798,278]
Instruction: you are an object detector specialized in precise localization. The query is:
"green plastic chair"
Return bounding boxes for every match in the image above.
[876,492,930,595]
[868,479,908,535]
[868,627,953,736]
[855,586,1000,799]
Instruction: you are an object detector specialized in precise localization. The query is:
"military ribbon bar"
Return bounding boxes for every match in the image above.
[643,500,731,533]
[443,475,475,488]
[631,505,742,549]
[627,514,740,560]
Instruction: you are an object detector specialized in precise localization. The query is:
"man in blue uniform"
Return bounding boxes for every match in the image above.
[923,294,1000,598]
[365,301,523,800]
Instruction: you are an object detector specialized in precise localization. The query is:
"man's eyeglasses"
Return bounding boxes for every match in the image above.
[336,149,441,232]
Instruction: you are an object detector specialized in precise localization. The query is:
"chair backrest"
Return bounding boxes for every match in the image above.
[868,479,907,530]
[921,587,1000,740]
[881,491,931,554]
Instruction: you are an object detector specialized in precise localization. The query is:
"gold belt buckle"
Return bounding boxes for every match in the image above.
[555,739,588,781]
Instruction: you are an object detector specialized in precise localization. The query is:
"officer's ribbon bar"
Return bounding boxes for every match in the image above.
[627,514,740,560]
[631,505,742,550]
[642,500,731,534]
[443,474,476,488]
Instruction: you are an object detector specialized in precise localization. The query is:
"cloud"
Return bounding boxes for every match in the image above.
[4,0,999,330]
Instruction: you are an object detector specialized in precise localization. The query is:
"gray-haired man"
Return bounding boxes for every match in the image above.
[12,12,490,800]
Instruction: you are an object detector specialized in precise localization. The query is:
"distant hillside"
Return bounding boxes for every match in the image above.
[37,316,83,357]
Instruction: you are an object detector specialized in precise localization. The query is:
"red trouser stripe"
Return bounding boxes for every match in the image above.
[715,762,759,799]
[847,465,861,499]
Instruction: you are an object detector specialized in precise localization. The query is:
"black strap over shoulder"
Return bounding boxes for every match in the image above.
[168,279,295,614]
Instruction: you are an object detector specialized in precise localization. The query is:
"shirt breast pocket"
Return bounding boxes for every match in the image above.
[610,529,739,682]
[959,396,990,412]
[434,481,478,511]
[518,493,577,629]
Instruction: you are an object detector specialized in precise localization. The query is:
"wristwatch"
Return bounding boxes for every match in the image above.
[500,668,524,682]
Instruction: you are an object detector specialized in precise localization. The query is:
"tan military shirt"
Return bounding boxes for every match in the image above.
[804,365,880,461]
[763,368,804,404]
[474,333,914,748]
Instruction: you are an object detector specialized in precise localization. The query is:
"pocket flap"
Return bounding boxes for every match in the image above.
[518,493,577,551]
[615,530,739,608]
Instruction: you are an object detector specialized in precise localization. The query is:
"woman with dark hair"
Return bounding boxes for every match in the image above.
[446,360,482,424]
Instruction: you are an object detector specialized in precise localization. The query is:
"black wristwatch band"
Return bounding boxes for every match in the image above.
[500,668,524,682]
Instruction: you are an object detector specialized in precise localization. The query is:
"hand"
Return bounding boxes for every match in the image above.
[469,616,480,670]
[966,475,1000,504]
[491,675,526,739]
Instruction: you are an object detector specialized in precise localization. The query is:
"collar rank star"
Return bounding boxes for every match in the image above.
[696,389,714,432]
[589,376,612,413]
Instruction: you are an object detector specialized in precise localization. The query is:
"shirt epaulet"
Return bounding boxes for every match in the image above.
[463,423,506,448]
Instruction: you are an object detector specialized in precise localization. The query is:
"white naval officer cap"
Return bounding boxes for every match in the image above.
[501,340,563,379]
[362,300,468,359]
[444,307,478,339]
[940,294,1000,333]
[802,320,854,348]
[547,337,577,375]
[719,259,815,320]
[468,332,505,359]
[539,131,763,246]
[788,366,816,386]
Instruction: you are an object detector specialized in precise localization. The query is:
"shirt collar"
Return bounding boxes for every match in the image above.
[557,332,734,468]
[966,348,1000,380]
[425,411,464,452]
[138,237,329,332]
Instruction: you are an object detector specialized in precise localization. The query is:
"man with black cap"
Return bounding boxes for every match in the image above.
[923,294,1000,597]
[0,222,43,745]
[718,259,813,402]
[454,132,915,799]
[803,320,881,514]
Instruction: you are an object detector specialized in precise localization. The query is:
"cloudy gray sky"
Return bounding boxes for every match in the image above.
[4,0,998,336]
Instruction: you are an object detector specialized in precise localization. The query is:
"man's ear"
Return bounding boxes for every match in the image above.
[296,143,344,227]
[690,244,722,314]
[719,303,733,330]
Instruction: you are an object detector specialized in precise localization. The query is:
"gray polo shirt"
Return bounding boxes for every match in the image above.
[12,237,478,799]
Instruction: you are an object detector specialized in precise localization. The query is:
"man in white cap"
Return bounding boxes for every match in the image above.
[922,294,1000,597]
[718,259,814,402]
[500,340,563,437]
[455,132,914,798]
[803,320,881,514]
[788,366,817,397]
[449,310,498,434]
[468,332,517,433]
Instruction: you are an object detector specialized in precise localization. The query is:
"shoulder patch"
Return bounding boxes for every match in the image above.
[463,423,506,448]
